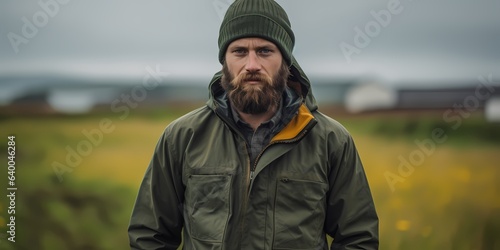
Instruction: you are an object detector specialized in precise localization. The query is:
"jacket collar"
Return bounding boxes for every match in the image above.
[271,104,315,142]
[208,81,316,143]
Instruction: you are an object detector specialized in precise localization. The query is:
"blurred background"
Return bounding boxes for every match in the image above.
[1,0,499,249]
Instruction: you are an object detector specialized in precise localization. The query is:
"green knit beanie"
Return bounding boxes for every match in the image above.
[218,0,295,66]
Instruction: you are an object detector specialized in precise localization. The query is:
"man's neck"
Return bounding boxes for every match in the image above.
[236,106,277,131]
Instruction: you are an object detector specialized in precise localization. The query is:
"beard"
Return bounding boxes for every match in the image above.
[220,63,290,115]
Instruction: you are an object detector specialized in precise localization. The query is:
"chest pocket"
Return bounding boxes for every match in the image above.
[273,178,328,249]
[185,174,232,242]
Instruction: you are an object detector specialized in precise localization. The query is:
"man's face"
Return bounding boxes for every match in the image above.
[221,37,289,114]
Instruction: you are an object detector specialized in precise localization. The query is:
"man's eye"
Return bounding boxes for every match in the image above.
[233,49,246,54]
[259,49,272,54]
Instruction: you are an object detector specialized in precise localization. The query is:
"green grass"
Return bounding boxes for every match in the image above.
[0,106,499,249]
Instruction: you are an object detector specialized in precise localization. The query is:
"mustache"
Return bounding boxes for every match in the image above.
[244,74,264,81]
[233,72,272,86]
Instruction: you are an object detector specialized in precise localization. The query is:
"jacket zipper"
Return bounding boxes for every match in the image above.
[213,106,253,194]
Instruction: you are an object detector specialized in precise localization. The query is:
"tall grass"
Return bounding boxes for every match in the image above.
[0,107,499,249]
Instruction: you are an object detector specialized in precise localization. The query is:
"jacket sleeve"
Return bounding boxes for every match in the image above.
[325,133,379,250]
[128,130,185,250]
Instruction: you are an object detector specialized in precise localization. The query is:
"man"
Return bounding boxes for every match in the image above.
[128,0,379,249]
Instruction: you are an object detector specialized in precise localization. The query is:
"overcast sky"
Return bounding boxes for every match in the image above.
[1,0,499,86]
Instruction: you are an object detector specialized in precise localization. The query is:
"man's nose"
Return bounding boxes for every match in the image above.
[245,51,261,72]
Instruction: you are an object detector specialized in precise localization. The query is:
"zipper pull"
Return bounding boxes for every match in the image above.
[250,171,255,181]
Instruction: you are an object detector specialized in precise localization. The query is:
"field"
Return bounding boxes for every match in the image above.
[0,105,499,250]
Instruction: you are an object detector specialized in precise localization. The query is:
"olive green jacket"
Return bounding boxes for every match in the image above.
[128,58,379,249]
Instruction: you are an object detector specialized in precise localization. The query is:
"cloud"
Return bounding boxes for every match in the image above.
[0,0,499,84]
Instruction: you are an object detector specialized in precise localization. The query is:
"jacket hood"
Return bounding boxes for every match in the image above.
[207,55,318,112]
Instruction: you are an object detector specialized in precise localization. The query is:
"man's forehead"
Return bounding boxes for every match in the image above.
[228,37,278,48]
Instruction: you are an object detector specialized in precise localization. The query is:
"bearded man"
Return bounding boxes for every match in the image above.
[128,0,379,249]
